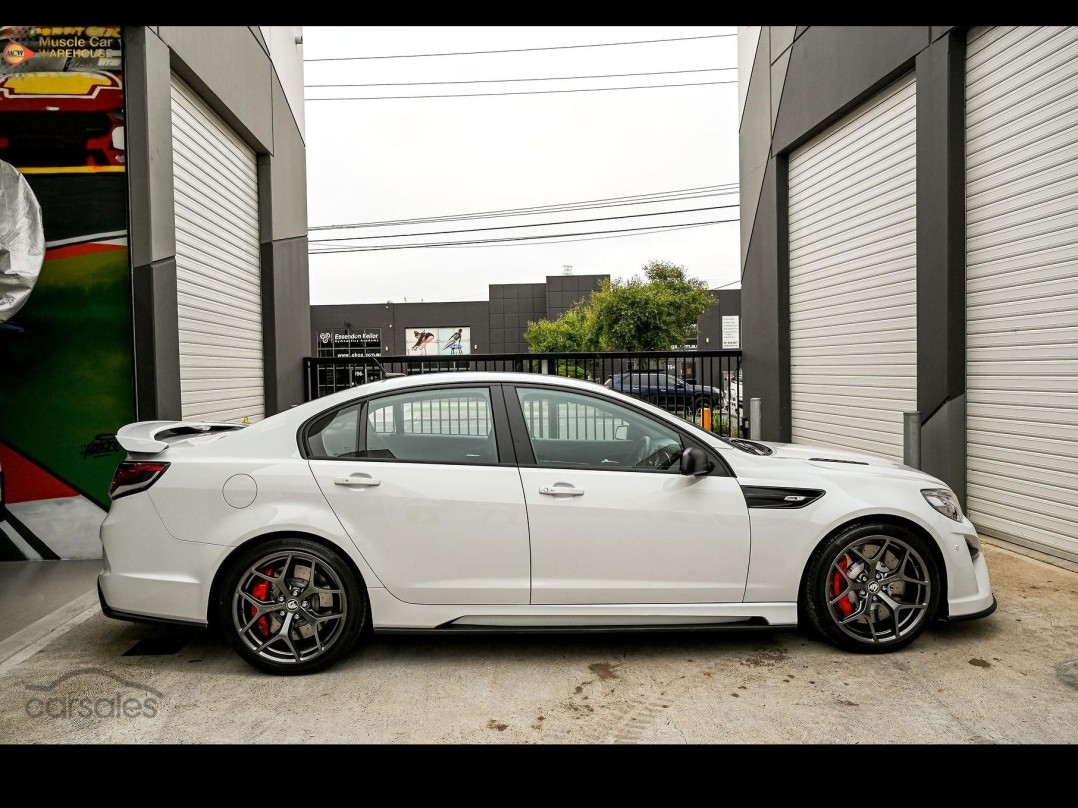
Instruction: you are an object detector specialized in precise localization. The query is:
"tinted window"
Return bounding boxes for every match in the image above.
[306,404,361,458]
[363,387,497,464]
[515,388,683,472]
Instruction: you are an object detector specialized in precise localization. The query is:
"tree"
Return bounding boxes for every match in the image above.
[524,259,715,352]
[523,303,594,352]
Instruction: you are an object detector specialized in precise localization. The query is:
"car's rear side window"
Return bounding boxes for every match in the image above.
[306,404,361,458]
[363,387,497,464]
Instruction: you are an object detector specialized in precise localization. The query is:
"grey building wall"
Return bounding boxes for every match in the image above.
[545,274,608,320]
[738,26,966,498]
[311,301,491,356]
[127,25,310,419]
[311,276,739,358]
[312,275,609,356]
[489,283,546,353]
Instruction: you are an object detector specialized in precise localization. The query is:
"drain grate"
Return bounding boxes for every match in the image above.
[124,636,190,656]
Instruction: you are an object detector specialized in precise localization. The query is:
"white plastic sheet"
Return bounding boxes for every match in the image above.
[0,158,44,324]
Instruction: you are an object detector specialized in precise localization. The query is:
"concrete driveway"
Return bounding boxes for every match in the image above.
[1,543,1075,744]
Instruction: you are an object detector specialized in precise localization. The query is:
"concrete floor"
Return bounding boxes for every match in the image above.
[0,543,1075,744]
[0,560,101,639]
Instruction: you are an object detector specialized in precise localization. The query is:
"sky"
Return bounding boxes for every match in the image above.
[303,26,739,304]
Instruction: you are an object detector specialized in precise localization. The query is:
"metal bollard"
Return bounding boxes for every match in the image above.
[903,411,921,469]
[749,398,762,441]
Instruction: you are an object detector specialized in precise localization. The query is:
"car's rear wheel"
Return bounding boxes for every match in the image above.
[218,537,367,675]
[803,523,940,653]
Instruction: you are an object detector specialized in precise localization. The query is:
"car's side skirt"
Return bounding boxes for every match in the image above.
[366,589,798,630]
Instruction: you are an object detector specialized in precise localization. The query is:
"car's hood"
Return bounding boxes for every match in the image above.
[734,440,948,487]
[760,441,907,468]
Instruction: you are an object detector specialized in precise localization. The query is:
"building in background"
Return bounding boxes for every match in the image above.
[739,26,1078,563]
[311,275,741,357]
[0,26,310,560]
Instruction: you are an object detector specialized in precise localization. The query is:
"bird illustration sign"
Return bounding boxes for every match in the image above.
[407,326,471,356]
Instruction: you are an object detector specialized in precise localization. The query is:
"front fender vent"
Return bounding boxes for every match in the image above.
[740,486,825,509]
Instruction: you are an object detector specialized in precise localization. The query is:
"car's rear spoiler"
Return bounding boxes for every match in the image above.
[115,420,247,454]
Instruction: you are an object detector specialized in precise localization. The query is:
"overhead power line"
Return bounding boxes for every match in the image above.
[308,217,738,253]
[309,183,739,231]
[415,221,721,250]
[305,67,735,88]
[304,33,738,62]
[310,191,731,230]
[307,79,736,101]
[309,204,739,243]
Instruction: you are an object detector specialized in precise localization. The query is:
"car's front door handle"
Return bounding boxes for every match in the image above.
[539,485,585,497]
[334,476,381,487]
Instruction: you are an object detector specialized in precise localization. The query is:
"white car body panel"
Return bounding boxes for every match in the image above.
[366,589,797,629]
[520,467,750,604]
[98,372,994,634]
[310,460,530,604]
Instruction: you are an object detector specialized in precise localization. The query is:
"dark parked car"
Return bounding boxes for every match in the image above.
[604,372,723,416]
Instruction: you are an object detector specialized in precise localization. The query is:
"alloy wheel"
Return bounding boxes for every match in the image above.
[826,535,932,645]
[231,550,349,665]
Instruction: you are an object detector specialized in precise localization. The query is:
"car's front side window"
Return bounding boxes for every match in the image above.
[363,387,497,465]
[515,387,683,472]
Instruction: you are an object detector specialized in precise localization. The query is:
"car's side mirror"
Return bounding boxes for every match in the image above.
[680,446,711,476]
[614,424,629,441]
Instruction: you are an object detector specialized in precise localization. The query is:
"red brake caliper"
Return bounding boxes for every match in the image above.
[250,567,274,636]
[832,556,854,616]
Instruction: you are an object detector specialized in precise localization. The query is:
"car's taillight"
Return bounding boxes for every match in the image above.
[109,461,170,500]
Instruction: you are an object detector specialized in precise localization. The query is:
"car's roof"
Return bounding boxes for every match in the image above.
[378,371,605,391]
[294,370,619,416]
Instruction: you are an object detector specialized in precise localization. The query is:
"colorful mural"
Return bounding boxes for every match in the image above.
[0,26,132,560]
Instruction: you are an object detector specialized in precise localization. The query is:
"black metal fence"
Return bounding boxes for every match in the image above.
[303,350,744,437]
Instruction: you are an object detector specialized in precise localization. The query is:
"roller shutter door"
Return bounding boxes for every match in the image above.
[171,74,264,422]
[788,73,917,460]
[966,26,1078,563]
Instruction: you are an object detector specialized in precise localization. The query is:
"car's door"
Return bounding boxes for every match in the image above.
[306,384,530,605]
[507,383,751,604]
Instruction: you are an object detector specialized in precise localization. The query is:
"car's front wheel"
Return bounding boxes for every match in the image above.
[218,537,367,675]
[803,523,940,653]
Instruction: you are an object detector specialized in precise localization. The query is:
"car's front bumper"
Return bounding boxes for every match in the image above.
[946,594,997,622]
[937,516,996,620]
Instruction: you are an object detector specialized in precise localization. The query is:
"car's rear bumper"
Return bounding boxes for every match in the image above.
[97,580,207,628]
[98,493,220,626]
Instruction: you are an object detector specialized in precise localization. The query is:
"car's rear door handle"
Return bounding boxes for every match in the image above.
[539,485,584,497]
[334,476,381,487]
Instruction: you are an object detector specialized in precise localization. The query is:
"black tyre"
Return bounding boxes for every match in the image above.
[217,537,367,675]
[802,523,941,653]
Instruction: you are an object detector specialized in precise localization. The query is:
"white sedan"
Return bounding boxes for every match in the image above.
[99,373,995,674]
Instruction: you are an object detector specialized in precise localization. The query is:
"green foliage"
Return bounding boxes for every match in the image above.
[524,303,594,352]
[524,259,716,352]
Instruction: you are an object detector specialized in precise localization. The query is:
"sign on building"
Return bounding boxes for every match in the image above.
[405,326,471,356]
[317,329,382,358]
[721,316,741,349]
